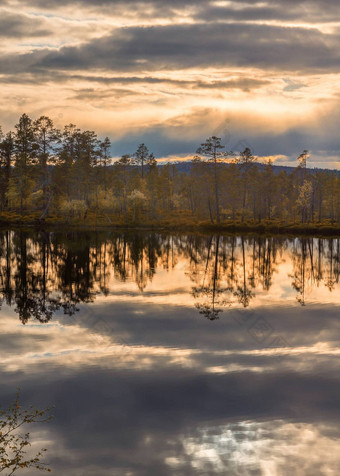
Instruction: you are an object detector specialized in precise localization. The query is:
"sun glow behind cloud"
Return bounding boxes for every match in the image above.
[1,0,340,166]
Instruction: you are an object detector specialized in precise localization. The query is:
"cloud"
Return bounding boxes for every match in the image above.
[0,70,270,93]
[0,10,52,38]
[8,0,205,11]
[86,100,340,162]
[194,1,340,24]
[1,22,339,75]
[9,0,340,27]
[66,78,270,107]
[1,1,340,166]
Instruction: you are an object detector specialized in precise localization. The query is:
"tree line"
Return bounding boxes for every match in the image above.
[0,114,340,225]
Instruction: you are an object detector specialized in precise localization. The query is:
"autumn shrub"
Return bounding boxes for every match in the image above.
[59,199,87,219]
[0,391,53,474]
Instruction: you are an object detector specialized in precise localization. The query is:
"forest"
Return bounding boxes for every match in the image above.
[0,113,340,230]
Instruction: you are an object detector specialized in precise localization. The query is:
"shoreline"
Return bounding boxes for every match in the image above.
[1,216,340,237]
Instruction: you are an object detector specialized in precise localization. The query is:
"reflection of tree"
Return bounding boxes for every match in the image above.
[13,231,79,324]
[0,230,168,323]
[233,237,255,308]
[290,239,308,305]
[55,234,96,305]
[325,239,336,291]
[259,237,279,291]
[192,236,230,320]
[189,235,284,318]
[0,231,14,309]
[290,238,340,305]
[129,233,161,292]
[0,231,339,323]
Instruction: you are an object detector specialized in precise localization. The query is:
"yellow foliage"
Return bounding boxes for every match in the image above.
[91,187,119,212]
[60,199,87,218]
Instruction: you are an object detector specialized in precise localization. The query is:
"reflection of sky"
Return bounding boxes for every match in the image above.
[1,236,340,474]
[178,420,340,475]
[1,299,340,474]
[67,237,340,309]
[91,256,340,307]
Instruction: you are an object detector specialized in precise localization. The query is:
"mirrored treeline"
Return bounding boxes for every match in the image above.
[0,230,339,323]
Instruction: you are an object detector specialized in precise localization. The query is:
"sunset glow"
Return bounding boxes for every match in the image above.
[2,0,340,166]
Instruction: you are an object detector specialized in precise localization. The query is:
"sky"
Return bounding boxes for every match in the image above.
[1,0,340,167]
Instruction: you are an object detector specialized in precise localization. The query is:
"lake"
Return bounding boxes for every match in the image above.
[0,230,340,475]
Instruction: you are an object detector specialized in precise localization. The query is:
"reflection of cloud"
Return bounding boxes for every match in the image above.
[2,291,340,473]
[179,420,340,475]
[23,420,340,475]
[2,355,340,475]
[2,297,340,377]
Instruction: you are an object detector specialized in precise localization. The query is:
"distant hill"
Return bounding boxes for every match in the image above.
[108,159,340,176]
[164,161,340,176]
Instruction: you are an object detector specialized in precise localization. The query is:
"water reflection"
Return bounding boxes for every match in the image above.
[0,230,339,323]
[1,230,340,475]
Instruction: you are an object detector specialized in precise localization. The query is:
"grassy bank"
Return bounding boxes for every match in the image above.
[1,211,340,236]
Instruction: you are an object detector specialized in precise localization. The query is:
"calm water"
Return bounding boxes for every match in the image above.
[0,230,340,475]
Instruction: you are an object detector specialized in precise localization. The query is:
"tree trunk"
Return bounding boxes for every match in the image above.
[213,157,220,223]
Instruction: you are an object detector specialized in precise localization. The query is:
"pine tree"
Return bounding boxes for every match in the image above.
[196,136,231,223]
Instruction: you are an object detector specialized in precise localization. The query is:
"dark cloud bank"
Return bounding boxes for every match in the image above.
[2,22,339,74]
